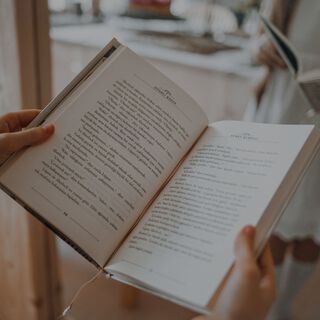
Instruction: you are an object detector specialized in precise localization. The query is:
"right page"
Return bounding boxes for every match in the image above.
[106,121,316,309]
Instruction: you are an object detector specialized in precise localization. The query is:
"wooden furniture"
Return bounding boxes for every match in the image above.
[0,1,62,319]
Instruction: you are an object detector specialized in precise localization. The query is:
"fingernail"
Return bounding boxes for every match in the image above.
[43,123,54,134]
[243,225,255,236]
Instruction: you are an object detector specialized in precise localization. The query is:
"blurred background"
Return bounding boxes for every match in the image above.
[49,0,265,122]
[2,1,320,320]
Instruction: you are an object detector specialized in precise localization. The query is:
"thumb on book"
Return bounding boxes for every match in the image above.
[0,123,54,153]
[234,225,256,267]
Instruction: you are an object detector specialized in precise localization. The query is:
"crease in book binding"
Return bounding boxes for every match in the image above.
[102,126,209,268]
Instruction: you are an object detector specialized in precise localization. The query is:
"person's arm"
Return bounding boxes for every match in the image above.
[250,0,286,70]
[0,109,54,163]
[193,226,276,320]
[253,38,287,69]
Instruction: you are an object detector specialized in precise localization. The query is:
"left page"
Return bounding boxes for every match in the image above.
[0,44,208,267]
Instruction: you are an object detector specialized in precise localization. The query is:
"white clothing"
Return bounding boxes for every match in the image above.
[248,0,320,243]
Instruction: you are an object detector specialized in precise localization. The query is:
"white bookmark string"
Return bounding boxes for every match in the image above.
[57,269,108,319]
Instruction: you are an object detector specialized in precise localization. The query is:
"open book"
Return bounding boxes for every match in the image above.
[0,38,320,314]
[260,15,320,112]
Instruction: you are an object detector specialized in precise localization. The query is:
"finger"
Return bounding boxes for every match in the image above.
[257,50,277,69]
[234,226,256,266]
[257,244,276,304]
[0,123,54,153]
[268,44,287,66]
[263,42,287,68]
[258,244,274,276]
[0,110,41,133]
[258,244,275,290]
[270,53,287,69]
[261,46,287,69]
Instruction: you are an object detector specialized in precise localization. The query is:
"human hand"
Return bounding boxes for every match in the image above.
[0,109,54,164]
[193,226,276,320]
[254,38,287,70]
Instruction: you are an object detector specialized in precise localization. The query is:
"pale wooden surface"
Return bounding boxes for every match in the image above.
[0,1,62,319]
[15,0,52,107]
[0,3,31,319]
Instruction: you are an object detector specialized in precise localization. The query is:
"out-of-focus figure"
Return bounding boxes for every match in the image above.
[245,0,320,318]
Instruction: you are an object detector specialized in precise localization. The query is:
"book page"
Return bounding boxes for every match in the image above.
[0,46,208,266]
[106,121,313,306]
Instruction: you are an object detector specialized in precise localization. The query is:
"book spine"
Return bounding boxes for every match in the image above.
[27,39,121,129]
[0,182,101,269]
